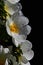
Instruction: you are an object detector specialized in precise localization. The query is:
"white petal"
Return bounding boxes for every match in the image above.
[7,0,20,4]
[19,11,23,16]
[23,50,34,60]
[15,35,26,43]
[21,25,31,35]
[12,33,26,40]
[12,34,26,47]
[4,1,20,15]
[12,38,18,47]
[15,16,29,27]
[21,40,32,52]
[4,1,15,15]
[21,56,28,64]
[19,16,29,25]
[26,25,31,35]
[21,62,30,65]
[5,59,8,65]
[6,21,11,36]
[4,48,9,53]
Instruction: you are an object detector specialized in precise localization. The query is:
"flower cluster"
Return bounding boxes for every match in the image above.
[0,0,34,65]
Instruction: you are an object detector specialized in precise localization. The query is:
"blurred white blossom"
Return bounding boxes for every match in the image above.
[7,0,20,4]
[6,16,31,46]
[4,1,22,15]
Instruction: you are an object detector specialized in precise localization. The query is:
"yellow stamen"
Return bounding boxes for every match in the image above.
[4,4,10,19]
[18,55,22,64]
[9,23,19,33]
[4,4,9,13]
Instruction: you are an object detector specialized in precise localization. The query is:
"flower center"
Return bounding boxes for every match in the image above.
[9,22,19,33]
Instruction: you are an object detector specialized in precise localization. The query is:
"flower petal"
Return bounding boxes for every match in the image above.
[4,1,21,15]
[23,50,34,60]
[12,34,26,47]
[21,62,30,65]
[21,40,32,52]
[6,21,11,36]
[26,25,31,35]
[5,59,8,65]
[21,56,28,64]
[12,38,18,46]
[7,0,20,4]
[4,48,9,54]
[20,25,31,36]
[19,11,23,16]
[18,16,29,26]
[13,16,29,27]
[4,1,14,15]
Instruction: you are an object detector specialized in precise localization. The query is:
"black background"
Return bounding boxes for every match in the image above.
[20,0,40,65]
[0,0,41,65]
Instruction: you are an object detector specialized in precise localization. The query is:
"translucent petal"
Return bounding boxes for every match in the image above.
[21,25,31,35]
[21,56,28,64]
[7,0,20,4]
[14,16,29,27]
[19,16,29,26]
[12,35,26,47]
[23,50,34,60]
[25,25,31,35]
[4,1,21,15]
[18,11,23,16]
[21,40,32,52]
[21,62,30,65]
[6,21,11,36]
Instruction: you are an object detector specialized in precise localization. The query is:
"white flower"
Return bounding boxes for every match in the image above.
[20,40,32,52]
[6,16,31,46]
[3,40,34,65]
[5,50,34,65]
[20,40,34,60]
[18,50,34,65]
[12,40,34,65]
[4,1,22,15]
[19,40,34,65]
[7,0,20,4]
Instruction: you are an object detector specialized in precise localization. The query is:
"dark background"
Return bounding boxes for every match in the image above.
[20,0,40,65]
[0,0,40,65]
